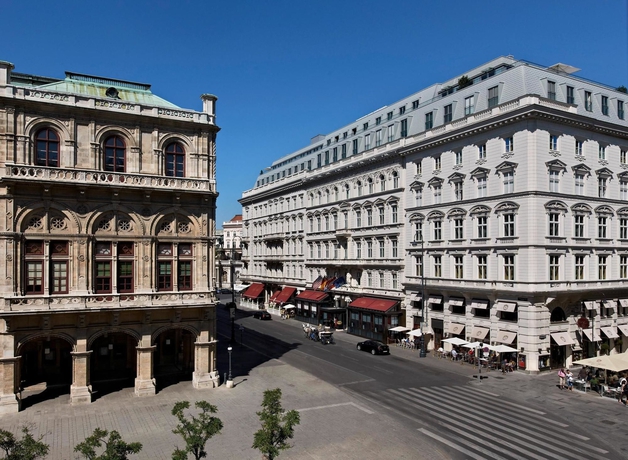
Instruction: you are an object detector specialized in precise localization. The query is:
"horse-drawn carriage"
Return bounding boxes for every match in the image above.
[302,324,335,344]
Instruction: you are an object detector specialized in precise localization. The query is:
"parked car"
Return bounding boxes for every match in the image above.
[253,310,272,320]
[356,340,390,355]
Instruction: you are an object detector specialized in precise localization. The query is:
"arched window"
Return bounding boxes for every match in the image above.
[104,136,126,172]
[36,128,59,167]
[550,307,566,322]
[165,142,185,177]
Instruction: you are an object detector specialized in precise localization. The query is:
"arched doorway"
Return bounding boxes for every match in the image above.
[90,332,137,383]
[19,336,73,409]
[153,328,194,390]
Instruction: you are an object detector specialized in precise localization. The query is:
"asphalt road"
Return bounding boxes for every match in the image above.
[218,297,624,460]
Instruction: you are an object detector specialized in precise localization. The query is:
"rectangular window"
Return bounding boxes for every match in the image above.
[387,125,394,142]
[454,218,464,239]
[367,209,373,226]
[464,96,474,115]
[433,185,442,204]
[367,241,373,258]
[547,81,556,100]
[367,272,372,287]
[376,116,381,125]
[599,145,606,160]
[574,214,585,238]
[444,104,453,123]
[51,261,68,294]
[399,106,406,115]
[602,95,609,115]
[621,181,628,200]
[575,173,585,195]
[477,177,487,198]
[178,261,192,290]
[598,216,607,238]
[118,261,133,293]
[477,216,488,238]
[356,241,361,259]
[567,86,575,104]
[434,255,442,278]
[505,137,514,152]
[26,261,43,294]
[352,139,358,155]
[363,122,369,131]
[158,262,172,291]
[376,129,382,147]
[365,134,371,150]
[96,261,112,293]
[392,240,398,258]
[575,140,583,156]
[598,177,607,198]
[425,112,433,130]
[621,255,628,279]
[415,189,422,206]
[488,86,499,108]
[400,118,408,138]
[503,255,515,281]
[332,147,338,162]
[455,150,463,165]
[392,205,398,223]
[415,255,423,277]
[478,144,486,160]
[392,273,398,289]
[412,100,420,110]
[379,240,385,258]
[549,213,559,236]
[379,272,385,288]
[433,220,442,240]
[387,111,393,121]
[621,218,628,239]
[454,256,464,279]
[585,91,593,111]
[454,182,463,200]
[477,255,487,279]
[379,207,384,225]
[598,255,607,280]
[434,156,441,170]
[549,255,560,281]
[317,154,321,168]
[549,170,560,192]
[619,101,625,120]
[504,213,515,237]
[549,135,558,151]
[575,255,585,280]
[622,150,627,165]
[503,171,514,193]
[325,150,330,165]
[356,210,362,227]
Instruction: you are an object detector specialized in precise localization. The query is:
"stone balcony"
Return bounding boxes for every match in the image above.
[3,290,216,313]
[5,164,216,194]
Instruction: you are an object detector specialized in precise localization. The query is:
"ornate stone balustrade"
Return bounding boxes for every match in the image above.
[4,291,215,312]
[5,165,214,192]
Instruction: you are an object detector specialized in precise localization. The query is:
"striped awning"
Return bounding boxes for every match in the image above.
[242,283,264,299]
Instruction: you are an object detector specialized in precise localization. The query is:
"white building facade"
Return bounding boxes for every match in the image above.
[240,56,628,373]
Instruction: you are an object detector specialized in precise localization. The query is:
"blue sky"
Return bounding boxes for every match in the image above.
[2,0,627,226]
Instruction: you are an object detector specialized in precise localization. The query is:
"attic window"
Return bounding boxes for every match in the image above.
[105,87,119,98]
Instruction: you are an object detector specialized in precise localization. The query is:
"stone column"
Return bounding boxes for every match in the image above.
[0,356,20,414]
[192,341,220,389]
[70,351,92,405]
[134,346,156,397]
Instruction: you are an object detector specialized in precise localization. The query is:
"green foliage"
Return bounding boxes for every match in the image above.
[252,388,300,460]
[171,400,223,460]
[74,428,142,460]
[617,86,627,94]
[600,343,610,355]
[0,426,49,460]
[457,75,472,90]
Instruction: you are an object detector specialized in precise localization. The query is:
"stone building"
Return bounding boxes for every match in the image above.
[240,56,628,373]
[0,60,221,413]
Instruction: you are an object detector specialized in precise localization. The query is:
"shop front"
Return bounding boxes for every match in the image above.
[295,290,331,324]
[347,297,402,342]
[550,331,574,369]
[242,282,265,309]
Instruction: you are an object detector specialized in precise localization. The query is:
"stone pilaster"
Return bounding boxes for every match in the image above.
[134,346,155,397]
[0,357,20,414]
[192,341,220,389]
[70,351,92,405]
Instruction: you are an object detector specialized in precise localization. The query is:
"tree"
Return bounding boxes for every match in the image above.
[0,426,49,460]
[74,428,142,460]
[457,75,472,90]
[252,388,300,460]
[171,400,223,460]
[617,86,627,94]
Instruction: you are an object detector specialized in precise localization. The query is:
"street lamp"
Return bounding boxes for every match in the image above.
[226,346,233,388]
[411,226,427,358]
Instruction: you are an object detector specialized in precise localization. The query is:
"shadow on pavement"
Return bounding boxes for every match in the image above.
[20,383,70,410]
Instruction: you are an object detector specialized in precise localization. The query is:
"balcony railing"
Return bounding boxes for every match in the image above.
[5,164,215,193]
[5,291,215,312]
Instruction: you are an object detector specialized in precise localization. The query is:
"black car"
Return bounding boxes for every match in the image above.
[253,310,272,320]
[357,340,390,355]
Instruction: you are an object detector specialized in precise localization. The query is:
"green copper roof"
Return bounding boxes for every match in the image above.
[12,70,180,109]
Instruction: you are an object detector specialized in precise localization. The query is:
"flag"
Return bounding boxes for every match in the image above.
[332,277,346,289]
[323,277,337,291]
[311,275,323,290]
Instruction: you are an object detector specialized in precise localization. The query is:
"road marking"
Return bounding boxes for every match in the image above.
[337,378,376,386]
[471,387,501,398]
[419,428,501,460]
[296,402,373,414]
[372,365,393,374]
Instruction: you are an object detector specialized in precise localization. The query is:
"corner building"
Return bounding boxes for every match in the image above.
[0,61,221,413]
[240,56,628,373]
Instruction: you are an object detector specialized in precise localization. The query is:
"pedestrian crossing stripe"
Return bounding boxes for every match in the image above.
[365,386,609,460]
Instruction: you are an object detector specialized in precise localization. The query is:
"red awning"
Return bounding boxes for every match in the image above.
[242,283,264,299]
[269,291,281,302]
[275,287,297,304]
[349,297,398,313]
[296,290,329,302]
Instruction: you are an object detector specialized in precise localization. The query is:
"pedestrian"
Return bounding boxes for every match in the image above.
[619,376,627,405]
[566,369,574,391]
[557,368,566,390]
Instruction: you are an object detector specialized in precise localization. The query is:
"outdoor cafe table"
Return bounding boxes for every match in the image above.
[573,379,590,392]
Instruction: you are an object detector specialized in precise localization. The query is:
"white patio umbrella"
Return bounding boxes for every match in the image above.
[442,337,469,346]
[282,304,296,309]
[407,329,423,337]
[461,341,483,349]
[389,326,411,332]
[489,344,519,353]
[573,354,628,373]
